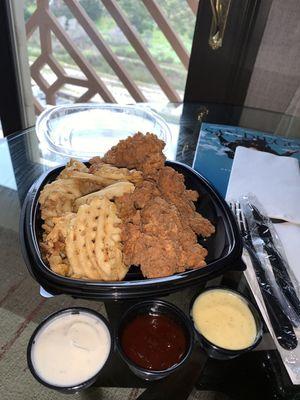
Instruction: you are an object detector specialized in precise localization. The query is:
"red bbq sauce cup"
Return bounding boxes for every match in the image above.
[116,300,194,381]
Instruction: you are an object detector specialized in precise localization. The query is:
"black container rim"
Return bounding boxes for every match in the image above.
[115,299,194,375]
[27,307,113,392]
[20,160,244,299]
[189,286,263,355]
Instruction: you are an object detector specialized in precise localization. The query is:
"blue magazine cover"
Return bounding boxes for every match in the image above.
[192,123,300,198]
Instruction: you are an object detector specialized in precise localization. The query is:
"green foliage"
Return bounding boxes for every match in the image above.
[50,0,73,20]
[49,0,103,22]
[79,0,103,21]
[150,30,178,64]
[118,0,154,35]
[160,0,194,39]
[24,0,36,22]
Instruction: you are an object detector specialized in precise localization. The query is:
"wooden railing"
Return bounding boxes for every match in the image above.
[26,0,198,114]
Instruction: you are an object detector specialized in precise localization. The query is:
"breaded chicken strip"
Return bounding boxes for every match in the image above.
[120,197,207,278]
[157,167,215,237]
[91,132,166,178]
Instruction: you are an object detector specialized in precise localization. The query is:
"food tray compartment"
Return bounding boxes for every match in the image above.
[20,161,243,300]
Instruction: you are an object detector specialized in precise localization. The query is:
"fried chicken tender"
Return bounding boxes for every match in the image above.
[157,167,215,237]
[115,180,160,221]
[116,177,214,278]
[113,141,215,278]
[121,197,207,278]
[98,132,166,178]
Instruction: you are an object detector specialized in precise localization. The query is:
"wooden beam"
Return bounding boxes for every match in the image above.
[187,0,199,15]
[46,8,116,103]
[47,54,66,79]
[31,69,50,93]
[142,0,189,69]
[37,0,52,56]
[64,77,91,88]
[47,78,64,97]
[33,98,44,115]
[76,88,96,103]
[102,0,181,102]
[30,56,46,79]
[25,8,39,39]
[65,0,146,102]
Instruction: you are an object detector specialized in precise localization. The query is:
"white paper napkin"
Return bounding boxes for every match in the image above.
[226,146,300,223]
[226,146,300,283]
[226,146,300,384]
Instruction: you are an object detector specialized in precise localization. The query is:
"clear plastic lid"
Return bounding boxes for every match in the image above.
[36,103,172,159]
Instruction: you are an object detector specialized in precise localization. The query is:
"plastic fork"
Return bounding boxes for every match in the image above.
[229,200,298,350]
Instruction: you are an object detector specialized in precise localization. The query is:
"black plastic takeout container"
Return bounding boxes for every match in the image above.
[27,307,113,394]
[20,160,243,300]
[189,287,263,360]
[115,300,194,381]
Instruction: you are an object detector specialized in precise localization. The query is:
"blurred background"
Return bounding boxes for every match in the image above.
[24,0,197,109]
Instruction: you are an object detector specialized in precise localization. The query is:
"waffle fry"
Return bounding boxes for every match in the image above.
[89,162,143,184]
[39,179,83,221]
[40,213,75,276]
[68,164,142,187]
[66,197,128,281]
[57,159,89,179]
[92,198,128,280]
[39,160,135,281]
[74,181,134,211]
[39,177,102,221]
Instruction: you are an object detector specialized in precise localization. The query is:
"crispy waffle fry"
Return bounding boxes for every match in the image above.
[66,209,94,279]
[39,177,103,221]
[39,179,83,220]
[66,171,114,186]
[57,159,89,179]
[40,213,75,276]
[89,163,143,184]
[93,198,128,280]
[74,181,134,211]
[66,197,128,281]
[69,165,142,187]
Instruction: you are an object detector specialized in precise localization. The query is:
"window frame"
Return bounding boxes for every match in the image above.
[0,0,35,137]
[184,0,273,107]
